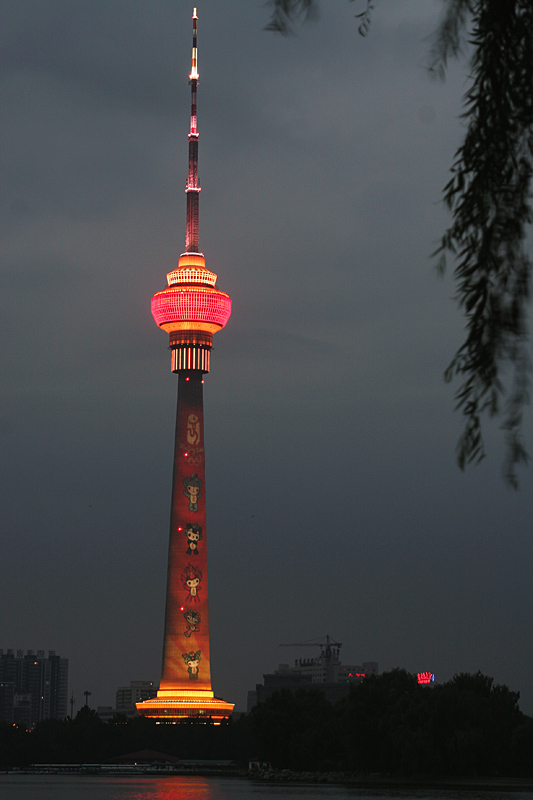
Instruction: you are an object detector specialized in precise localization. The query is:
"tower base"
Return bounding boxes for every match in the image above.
[136,689,234,722]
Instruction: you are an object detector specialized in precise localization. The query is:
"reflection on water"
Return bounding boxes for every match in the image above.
[111,776,219,799]
[111,776,345,798]
[108,776,217,799]
[0,776,227,800]
[0,776,346,800]
[1,776,532,800]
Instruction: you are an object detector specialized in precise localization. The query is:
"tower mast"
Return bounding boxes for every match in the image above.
[186,8,200,253]
[137,8,233,723]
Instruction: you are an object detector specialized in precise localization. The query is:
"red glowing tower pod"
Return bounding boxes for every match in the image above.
[137,8,234,722]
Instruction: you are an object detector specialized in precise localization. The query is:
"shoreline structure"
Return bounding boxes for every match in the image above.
[6,767,533,789]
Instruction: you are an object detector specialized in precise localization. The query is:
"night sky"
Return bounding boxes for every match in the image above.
[2,0,532,716]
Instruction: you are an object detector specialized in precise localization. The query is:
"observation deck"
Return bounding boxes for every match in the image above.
[151,252,232,373]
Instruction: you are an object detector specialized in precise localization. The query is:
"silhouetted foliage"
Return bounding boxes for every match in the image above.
[250,688,340,770]
[265,0,374,36]
[432,2,533,487]
[251,670,531,777]
[1,673,531,775]
[338,669,426,774]
[0,713,253,769]
[265,0,533,486]
[426,672,522,775]
[0,722,31,770]
[511,717,533,776]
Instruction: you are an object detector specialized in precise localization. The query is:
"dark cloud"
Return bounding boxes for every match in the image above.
[1,0,532,718]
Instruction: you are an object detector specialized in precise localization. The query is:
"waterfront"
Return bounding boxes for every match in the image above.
[2,776,533,800]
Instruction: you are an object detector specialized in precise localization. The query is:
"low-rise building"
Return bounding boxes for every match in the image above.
[116,680,157,716]
[248,653,379,712]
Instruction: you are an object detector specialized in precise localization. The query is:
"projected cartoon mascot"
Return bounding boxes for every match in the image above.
[183,473,203,512]
[182,650,201,680]
[182,563,202,602]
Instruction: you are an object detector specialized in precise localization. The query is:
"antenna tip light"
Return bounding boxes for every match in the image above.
[193,8,198,19]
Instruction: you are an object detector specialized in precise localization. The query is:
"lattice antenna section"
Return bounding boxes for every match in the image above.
[186,8,200,253]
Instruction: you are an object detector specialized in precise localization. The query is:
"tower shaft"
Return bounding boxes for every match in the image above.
[160,373,211,692]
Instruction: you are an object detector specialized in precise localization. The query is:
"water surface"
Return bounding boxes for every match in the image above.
[1,776,532,800]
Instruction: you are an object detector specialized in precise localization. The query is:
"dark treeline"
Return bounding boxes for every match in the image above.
[250,670,533,776]
[0,707,253,770]
[1,671,533,777]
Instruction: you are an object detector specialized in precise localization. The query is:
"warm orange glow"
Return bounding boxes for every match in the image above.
[167,254,217,289]
[136,689,234,720]
[171,347,210,373]
[167,266,217,288]
[178,253,205,268]
[156,690,214,698]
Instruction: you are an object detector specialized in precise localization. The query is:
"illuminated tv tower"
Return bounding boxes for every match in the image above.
[136,8,234,722]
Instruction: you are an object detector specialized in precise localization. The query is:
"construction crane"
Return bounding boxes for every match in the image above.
[279,635,342,682]
[280,634,342,657]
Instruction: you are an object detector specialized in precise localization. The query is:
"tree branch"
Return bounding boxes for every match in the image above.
[434,0,532,486]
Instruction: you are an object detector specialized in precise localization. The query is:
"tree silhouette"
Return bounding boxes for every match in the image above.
[266,0,533,486]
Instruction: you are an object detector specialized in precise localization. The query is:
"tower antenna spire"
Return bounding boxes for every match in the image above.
[186,7,200,253]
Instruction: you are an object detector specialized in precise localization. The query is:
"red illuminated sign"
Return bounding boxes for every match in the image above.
[417,672,435,684]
